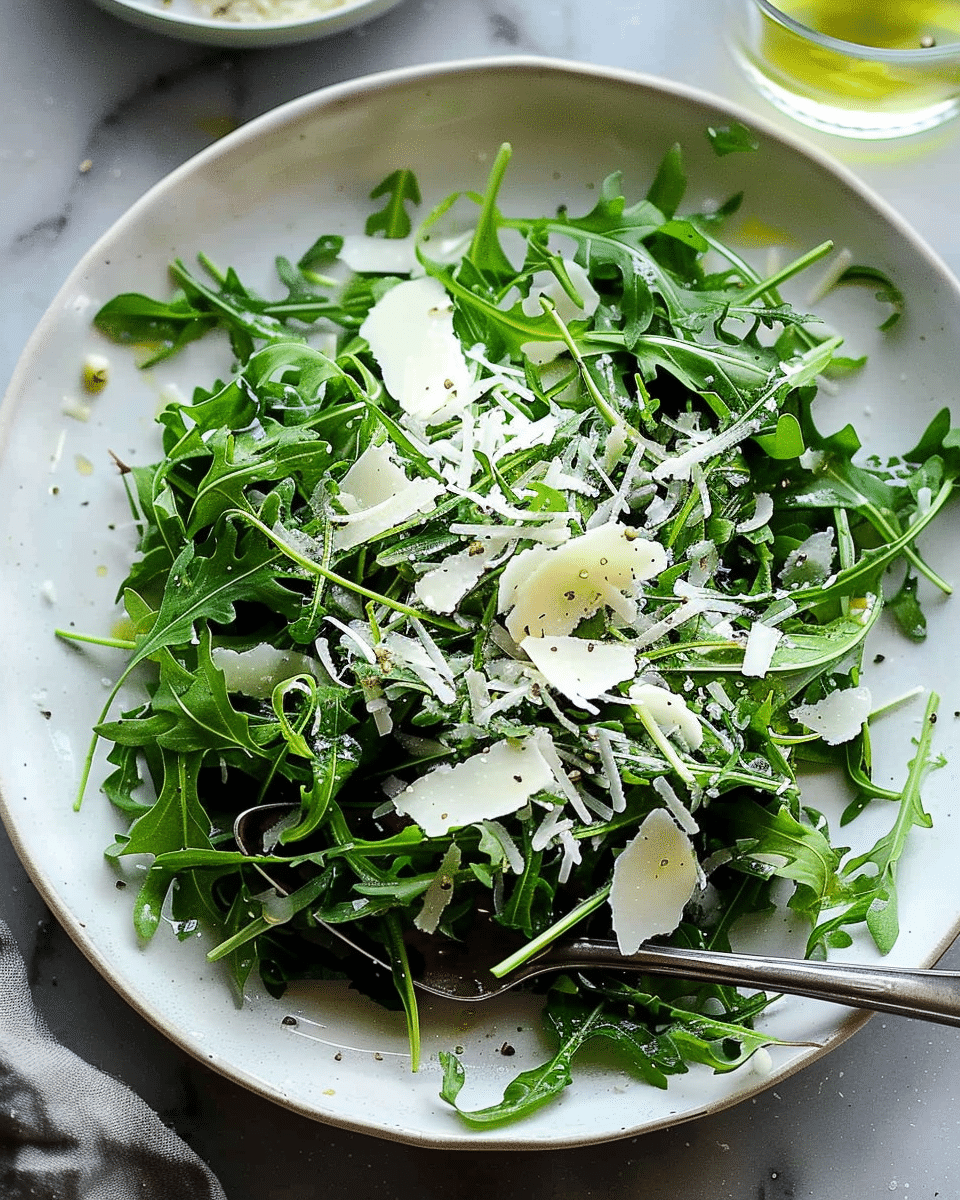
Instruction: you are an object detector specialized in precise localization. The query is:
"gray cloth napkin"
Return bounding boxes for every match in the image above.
[0,919,227,1200]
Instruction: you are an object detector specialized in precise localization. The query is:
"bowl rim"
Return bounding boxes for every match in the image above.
[86,0,405,44]
[751,0,960,62]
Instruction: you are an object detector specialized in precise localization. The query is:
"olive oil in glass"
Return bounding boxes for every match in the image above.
[730,0,960,138]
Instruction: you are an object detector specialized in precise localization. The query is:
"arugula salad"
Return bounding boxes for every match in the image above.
[65,132,953,1128]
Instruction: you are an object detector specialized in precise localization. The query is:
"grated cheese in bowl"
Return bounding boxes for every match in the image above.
[186,0,346,21]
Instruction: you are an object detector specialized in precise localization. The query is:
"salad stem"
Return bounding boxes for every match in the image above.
[489,885,612,979]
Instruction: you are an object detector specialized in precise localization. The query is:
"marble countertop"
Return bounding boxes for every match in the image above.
[3,1,960,1196]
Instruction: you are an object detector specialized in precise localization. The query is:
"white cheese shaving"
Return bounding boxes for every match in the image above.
[414,844,461,933]
[332,441,442,552]
[652,417,762,483]
[338,233,418,276]
[211,645,324,699]
[528,728,594,824]
[629,683,703,751]
[735,492,774,534]
[742,621,783,678]
[503,523,667,641]
[684,539,719,588]
[414,541,497,614]
[359,276,472,419]
[652,775,699,835]
[791,685,873,745]
[521,635,637,714]
[519,260,600,365]
[324,615,377,665]
[392,737,554,837]
[595,727,627,813]
[609,808,701,954]
[382,632,456,704]
[479,820,525,874]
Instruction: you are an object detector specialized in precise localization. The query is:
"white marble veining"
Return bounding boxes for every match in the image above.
[3,0,960,1195]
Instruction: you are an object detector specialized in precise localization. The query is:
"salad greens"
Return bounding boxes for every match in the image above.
[63,136,953,1128]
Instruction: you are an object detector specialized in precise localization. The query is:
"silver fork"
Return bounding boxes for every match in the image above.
[234,803,960,1025]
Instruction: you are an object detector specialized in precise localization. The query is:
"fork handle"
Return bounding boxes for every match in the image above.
[520,939,960,1027]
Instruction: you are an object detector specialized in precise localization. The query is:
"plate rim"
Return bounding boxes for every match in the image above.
[3,53,960,1149]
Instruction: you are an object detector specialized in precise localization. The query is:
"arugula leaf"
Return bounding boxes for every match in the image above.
[365,169,422,239]
[706,122,760,156]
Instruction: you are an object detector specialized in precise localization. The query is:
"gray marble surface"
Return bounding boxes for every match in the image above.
[3,0,960,1196]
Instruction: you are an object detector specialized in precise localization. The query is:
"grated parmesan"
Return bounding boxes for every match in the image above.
[188,0,352,25]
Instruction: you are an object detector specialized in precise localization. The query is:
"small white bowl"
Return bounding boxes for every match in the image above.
[87,0,406,47]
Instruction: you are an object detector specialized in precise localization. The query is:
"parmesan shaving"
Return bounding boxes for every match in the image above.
[521,635,637,713]
[332,442,442,552]
[338,233,418,276]
[609,809,701,954]
[359,276,473,419]
[414,541,497,614]
[211,645,324,699]
[742,621,783,679]
[503,523,667,641]
[629,683,703,751]
[791,685,873,745]
[392,737,554,837]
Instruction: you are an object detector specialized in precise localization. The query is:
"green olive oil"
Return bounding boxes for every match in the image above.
[757,0,960,119]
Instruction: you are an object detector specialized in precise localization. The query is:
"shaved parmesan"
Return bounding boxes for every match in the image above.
[521,635,637,712]
[212,645,323,699]
[339,233,417,276]
[742,621,783,679]
[735,492,774,534]
[392,737,555,837]
[629,683,703,751]
[791,685,872,745]
[359,276,472,419]
[333,442,442,552]
[610,808,700,954]
[414,541,497,613]
[383,631,456,704]
[414,844,461,933]
[503,523,667,641]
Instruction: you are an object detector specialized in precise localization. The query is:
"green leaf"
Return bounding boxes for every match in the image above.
[645,143,686,218]
[149,633,268,756]
[439,1003,604,1126]
[754,412,805,459]
[280,734,361,844]
[365,169,422,239]
[92,292,215,365]
[123,516,297,673]
[834,264,905,330]
[706,122,760,157]
[716,799,843,918]
[888,571,927,642]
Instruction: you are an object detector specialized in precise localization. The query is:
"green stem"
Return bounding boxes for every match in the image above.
[224,508,462,633]
[633,706,697,788]
[55,629,136,651]
[489,885,612,978]
[540,296,642,442]
[736,241,835,305]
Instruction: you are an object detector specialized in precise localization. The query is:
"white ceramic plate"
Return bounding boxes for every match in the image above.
[2,58,960,1149]
[86,0,405,47]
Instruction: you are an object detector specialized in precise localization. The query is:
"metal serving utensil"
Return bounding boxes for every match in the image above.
[234,802,960,1026]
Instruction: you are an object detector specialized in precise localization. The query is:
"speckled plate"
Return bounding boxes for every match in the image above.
[86,0,405,48]
[2,57,960,1149]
